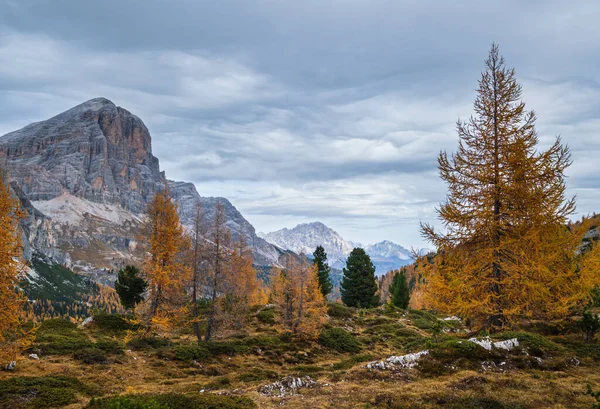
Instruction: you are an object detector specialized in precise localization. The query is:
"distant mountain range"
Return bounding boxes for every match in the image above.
[261,222,424,275]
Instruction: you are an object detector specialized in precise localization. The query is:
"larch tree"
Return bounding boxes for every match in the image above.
[221,236,266,329]
[0,172,28,366]
[140,185,188,333]
[421,44,577,330]
[204,201,233,341]
[188,203,207,343]
[313,245,333,298]
[341,248,379,308]
[271,254,327,339]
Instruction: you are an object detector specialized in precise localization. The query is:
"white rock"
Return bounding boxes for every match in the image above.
[29,354,39,360]
[5,361,16,370]
[81,316,94,327]
[467,337,519,351]
[366,350,429,370]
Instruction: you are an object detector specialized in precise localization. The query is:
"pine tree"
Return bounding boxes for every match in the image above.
[0,172,29,365]
[188,203,207,343]
[389,268,410,309]
[115,265,147,311]
[271,254,327,339]
[140,185,188,333]
[421,44,577,330]
[341,248,379,308]
[313,245,333,298]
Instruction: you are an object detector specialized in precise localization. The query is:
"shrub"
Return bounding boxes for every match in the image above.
[34,319,93,355]
[327,302,356,319]
[86,393,257,409]
[173,345,210,362]
[127,336,169,350]
[319,328,361,353]
[332,353,375,370]
[94,338,124,354]
[73,348,109,364]
[173,341,249,362]
[580,310,600,343]
[92,313,137,333]
[0,376,91,409]
[256,308,276,324]
[496,331,561,356]
[236,369,279,382]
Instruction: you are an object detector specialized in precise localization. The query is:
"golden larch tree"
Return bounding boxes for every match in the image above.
[140,185,188,333]
[270,254,327,339]
[220,236,266,330]
[204,201,233,341]
[0,172,28,365]
[421,44,577,330]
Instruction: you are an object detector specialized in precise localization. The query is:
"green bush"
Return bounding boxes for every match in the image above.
[319,328,361,353]
[174,341,249,362]
[496,331,561,356]
[73,348,109,364]
[327,302,356,319]
[256,308,276,324]
[332,354,375,370]
[95,338,124,354]
[127,336,170,350]
[86,393,256,409]
[33,319,93,355]
[0,376,91,409]
[92,313,137,333]
[236,368,279,382]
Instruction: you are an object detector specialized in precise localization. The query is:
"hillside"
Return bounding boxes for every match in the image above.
[2,306,600,408]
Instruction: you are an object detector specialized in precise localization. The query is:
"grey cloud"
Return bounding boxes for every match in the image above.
[1,0,600,247]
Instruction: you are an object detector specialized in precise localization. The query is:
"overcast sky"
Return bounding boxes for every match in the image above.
[1,0,599,248]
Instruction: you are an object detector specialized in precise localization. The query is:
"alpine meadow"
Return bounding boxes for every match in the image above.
[1,3,600,409]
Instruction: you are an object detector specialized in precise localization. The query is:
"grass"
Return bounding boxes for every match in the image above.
[4,310,600,409]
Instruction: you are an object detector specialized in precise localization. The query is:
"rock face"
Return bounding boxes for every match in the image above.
[0,98,283,279]
[0,98,162,212]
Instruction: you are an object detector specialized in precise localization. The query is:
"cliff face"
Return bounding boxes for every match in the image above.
[0,98,282,280]
[0,98,163,213]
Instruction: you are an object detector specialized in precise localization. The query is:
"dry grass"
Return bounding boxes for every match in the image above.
[2,309,600,409]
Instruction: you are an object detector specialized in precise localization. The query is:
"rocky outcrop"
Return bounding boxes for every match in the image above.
[1,98,283,277]
[0,97,162,213]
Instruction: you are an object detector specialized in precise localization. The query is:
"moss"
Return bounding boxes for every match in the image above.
[319,328,361,353]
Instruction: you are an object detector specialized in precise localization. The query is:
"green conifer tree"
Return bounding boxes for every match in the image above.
[389,268,410,309]
[313,245,333,297]
[341,248,379,308]
[115,265,148,311]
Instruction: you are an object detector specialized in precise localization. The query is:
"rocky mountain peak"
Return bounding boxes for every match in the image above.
[0,97,162,213]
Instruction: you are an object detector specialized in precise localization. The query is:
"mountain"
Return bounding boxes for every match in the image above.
[0,98,283,282]
[263,222,354,267]
[263,222,415,275]
[364,240,414,274]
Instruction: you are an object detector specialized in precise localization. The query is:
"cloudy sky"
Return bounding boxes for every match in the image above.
[1,0,599,247]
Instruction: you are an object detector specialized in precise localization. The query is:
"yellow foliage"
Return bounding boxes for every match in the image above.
[270,254,327,339]
[139,184,189,334]
[420,45,580,330]
[0,171,31,364]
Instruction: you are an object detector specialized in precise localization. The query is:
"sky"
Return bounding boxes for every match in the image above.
[1,0,599,248]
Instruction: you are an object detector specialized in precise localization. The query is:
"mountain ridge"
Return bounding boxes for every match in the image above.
[0,97,284,280]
